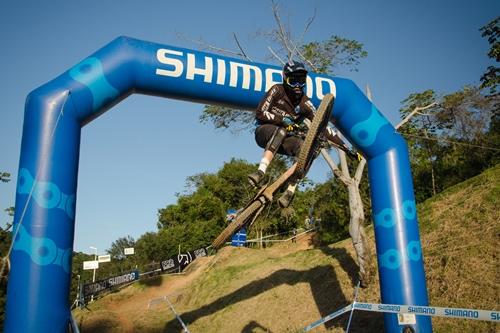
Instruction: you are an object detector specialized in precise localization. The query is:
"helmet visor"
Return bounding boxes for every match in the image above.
[286,76,306,88]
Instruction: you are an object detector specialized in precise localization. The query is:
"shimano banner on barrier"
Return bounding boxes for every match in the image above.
[304,301,500,331]
[160,247,208,272]
[83,270,139,299]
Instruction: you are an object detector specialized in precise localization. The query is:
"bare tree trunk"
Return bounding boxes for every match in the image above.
[397,103,438,196]
[320,148,372,285]
[347,181,372,285]
[423,128,437,196]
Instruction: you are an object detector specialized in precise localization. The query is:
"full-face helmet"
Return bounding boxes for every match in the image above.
[283,60,308,89]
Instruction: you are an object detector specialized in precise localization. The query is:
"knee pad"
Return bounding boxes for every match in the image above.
[265,127,287,154]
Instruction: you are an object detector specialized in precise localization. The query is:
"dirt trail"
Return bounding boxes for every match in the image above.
[76,232,319,332]
[77,255,214,332]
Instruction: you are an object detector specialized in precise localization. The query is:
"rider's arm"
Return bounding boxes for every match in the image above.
[256,85,289,126]
[326,127,360,159]
[326,127,348,149]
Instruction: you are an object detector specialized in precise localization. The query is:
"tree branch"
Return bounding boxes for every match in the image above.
[176,32,248,59]
[290,7,317,59]
[354,159,366,186]
[289,39,318,71]
[339,149,350,179]
[302,118,350,185]
[396,102,438,129]
[268,46,286,65]
[320,149,351,185]
[271,0,292,60]
[299,7,316,44]
[233,33,253,62]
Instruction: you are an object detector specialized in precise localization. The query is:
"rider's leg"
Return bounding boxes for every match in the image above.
[258,150,274,174]
[249,150,273,186]
[249,125,287,187]
[278,183,296,208]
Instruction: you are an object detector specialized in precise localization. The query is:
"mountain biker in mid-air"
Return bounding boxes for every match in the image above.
[247,60,356,208]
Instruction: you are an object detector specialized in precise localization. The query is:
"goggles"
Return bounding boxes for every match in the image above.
[286,76,306,88]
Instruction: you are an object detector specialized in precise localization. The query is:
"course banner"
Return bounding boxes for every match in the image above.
[350,302,500,322]
[304,302,499,331]
[83,270,139,299]
[160,247,208,272]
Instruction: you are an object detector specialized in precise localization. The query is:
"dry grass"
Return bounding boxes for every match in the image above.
[418,164,499,333]
[74,164,499,333]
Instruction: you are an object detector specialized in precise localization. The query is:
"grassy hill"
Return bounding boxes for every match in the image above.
[74,164,499,332]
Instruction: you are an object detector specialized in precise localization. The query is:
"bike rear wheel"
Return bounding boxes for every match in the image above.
[212,200,263,249]
[296,94,334,178]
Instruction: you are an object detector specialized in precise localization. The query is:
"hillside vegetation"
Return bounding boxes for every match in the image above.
[74,164,499,332]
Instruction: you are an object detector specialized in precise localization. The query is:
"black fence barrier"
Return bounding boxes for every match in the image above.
[81,247,208,300]
[83,270,139,299]
[160,247,208,272]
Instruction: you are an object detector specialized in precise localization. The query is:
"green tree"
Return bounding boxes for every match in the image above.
[0,226,10,331]
[0,172,12,331]
[479,17,499,94]
[134,232,161,270]
[399,90,443,200]
[0,173,10,183]
[158,158,259,230]
[300,35,367,74]
[107,235,135,261]
[152,158,297,260]
[399,87,498,201]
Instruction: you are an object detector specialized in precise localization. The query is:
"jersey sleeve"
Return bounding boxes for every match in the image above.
[255,85,286,126]
[301,99,316,122]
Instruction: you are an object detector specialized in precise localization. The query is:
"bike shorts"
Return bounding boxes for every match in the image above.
[255,124,302,157]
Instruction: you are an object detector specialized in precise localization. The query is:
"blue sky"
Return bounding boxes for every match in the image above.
[0,0,497,254]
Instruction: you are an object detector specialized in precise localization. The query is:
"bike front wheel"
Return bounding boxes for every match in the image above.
[212,200,263,249]
[296,94,334,178]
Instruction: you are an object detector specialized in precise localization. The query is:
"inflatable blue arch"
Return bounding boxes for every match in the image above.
[6,36,432,332]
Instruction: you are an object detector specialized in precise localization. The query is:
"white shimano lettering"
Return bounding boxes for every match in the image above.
[155,48,338,100]
[229,62,263,91]
[265,68,282,91]
[156,49,184,77]
[216,59,226,85]
[306,76,314,98]
[315,76,336,99]
[186,54,213,83]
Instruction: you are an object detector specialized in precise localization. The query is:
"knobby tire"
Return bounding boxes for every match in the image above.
[296,94,334,177]
[212,200,263,249]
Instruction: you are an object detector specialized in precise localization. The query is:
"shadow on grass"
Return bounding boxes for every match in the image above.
[317,245,384,332]
[241,320,274,333]
[162,264,350,332]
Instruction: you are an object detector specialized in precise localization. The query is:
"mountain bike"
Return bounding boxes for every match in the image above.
[212,93,335,249]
